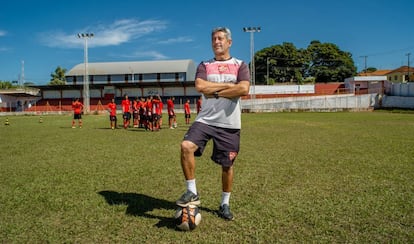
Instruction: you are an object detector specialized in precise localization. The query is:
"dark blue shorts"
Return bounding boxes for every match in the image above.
[109,115,117,121]
[183,122,240,167]
[123,112,131,120]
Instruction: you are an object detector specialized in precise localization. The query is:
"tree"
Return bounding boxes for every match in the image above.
[306,40,356,82]
[361,67,377,73]
[0,81,13,89]
[253,40,357,84]
[256,42,307,84]
[49,66,67,85]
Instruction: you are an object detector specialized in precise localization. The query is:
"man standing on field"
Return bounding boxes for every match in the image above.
[176,27,250,221]
[122,94,131,129]
[167,96,177,129]
[107,98,117,129]
[72,98,84,128]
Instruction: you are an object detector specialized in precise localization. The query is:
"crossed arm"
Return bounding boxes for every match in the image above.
[195,78,250,99]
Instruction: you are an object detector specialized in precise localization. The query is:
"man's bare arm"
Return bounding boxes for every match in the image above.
[216,80,250,99]
[195,78,235,96]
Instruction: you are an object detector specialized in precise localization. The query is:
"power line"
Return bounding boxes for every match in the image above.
[361,45,414,57]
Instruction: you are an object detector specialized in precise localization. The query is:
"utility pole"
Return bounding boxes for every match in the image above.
[20,60,25,87]
[360,56,368,74]
[407,53,411,82]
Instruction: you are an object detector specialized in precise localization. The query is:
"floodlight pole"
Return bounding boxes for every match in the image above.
[407,53,411,82]
[78,33,94,113]
[243,27,261,110]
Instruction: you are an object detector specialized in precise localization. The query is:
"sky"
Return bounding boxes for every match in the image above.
[1,0,414,85]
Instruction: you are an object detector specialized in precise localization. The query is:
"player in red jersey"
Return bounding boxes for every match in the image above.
[145,96,153,131]
[121,94,131,129]
[107,98,117,129]
[71,98,84,128]
[137,97,145,128]
[151,95,162,131]
[167,96,177,129]
[132,97,140,128]
[184,99,191,124]
[138,97,146,128]
[159,97,164,129]
[196,96,202,114]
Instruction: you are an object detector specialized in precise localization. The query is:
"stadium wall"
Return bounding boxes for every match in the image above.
[386,82,414,97]
[241,94,377,112]
[381,95,414,109]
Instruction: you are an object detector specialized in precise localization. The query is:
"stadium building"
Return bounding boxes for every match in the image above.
[22,59,200,112]
[48,59,197,99]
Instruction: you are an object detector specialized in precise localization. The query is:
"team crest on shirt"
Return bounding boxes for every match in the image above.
[218,64,229,73]
[229,151,238,161]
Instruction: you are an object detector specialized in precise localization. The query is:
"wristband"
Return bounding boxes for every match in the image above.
[214,91,219,99]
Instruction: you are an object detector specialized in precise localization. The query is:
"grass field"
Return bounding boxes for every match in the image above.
[0,112,413,243]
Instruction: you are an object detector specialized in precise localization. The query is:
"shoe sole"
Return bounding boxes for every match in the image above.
[176,200,201,207]
[218,213,234,221]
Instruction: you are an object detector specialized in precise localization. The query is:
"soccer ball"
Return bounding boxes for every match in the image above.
[174,205,201,231]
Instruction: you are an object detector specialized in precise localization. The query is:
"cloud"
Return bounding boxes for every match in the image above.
[38,18,167,48]
[120,50,169,60]
[0,47,10,52]
[157,36,193,44]
[0,30,6,37]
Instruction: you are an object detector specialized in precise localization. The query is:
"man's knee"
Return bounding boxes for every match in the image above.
[181,140,196,154]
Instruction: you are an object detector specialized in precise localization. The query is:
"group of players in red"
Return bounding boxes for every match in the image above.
[107,94,185,131]
[72,95,201,130]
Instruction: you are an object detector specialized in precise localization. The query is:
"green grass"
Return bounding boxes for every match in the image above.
[0,112,413,243]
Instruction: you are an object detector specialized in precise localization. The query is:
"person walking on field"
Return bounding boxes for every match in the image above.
[184,99,191,124]
[72,98,84,128]
[175,27,250,221]
[107,98,117,129]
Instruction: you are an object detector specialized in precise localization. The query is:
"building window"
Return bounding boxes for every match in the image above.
[142,73,157,82]
[110,75,124,83]
[93,75,108,84]
[160,73,176,82]
[66,76,74,83]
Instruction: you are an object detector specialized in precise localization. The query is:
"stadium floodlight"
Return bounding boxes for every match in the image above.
[243,26,261,110]
[77,32,94,113]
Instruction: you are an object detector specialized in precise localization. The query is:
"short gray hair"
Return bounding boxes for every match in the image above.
[212,27,232,40]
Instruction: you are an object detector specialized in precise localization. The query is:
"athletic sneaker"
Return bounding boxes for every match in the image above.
[176,190,200,207]
[218,204,234,221]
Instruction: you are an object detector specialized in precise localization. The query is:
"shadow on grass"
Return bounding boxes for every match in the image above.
[98,190,216,229]
[98,190,175,229]
[94,127,154,132]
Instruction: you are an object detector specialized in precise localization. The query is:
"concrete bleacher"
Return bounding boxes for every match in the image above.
[24,98,111,113]
[315,83,346,95]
